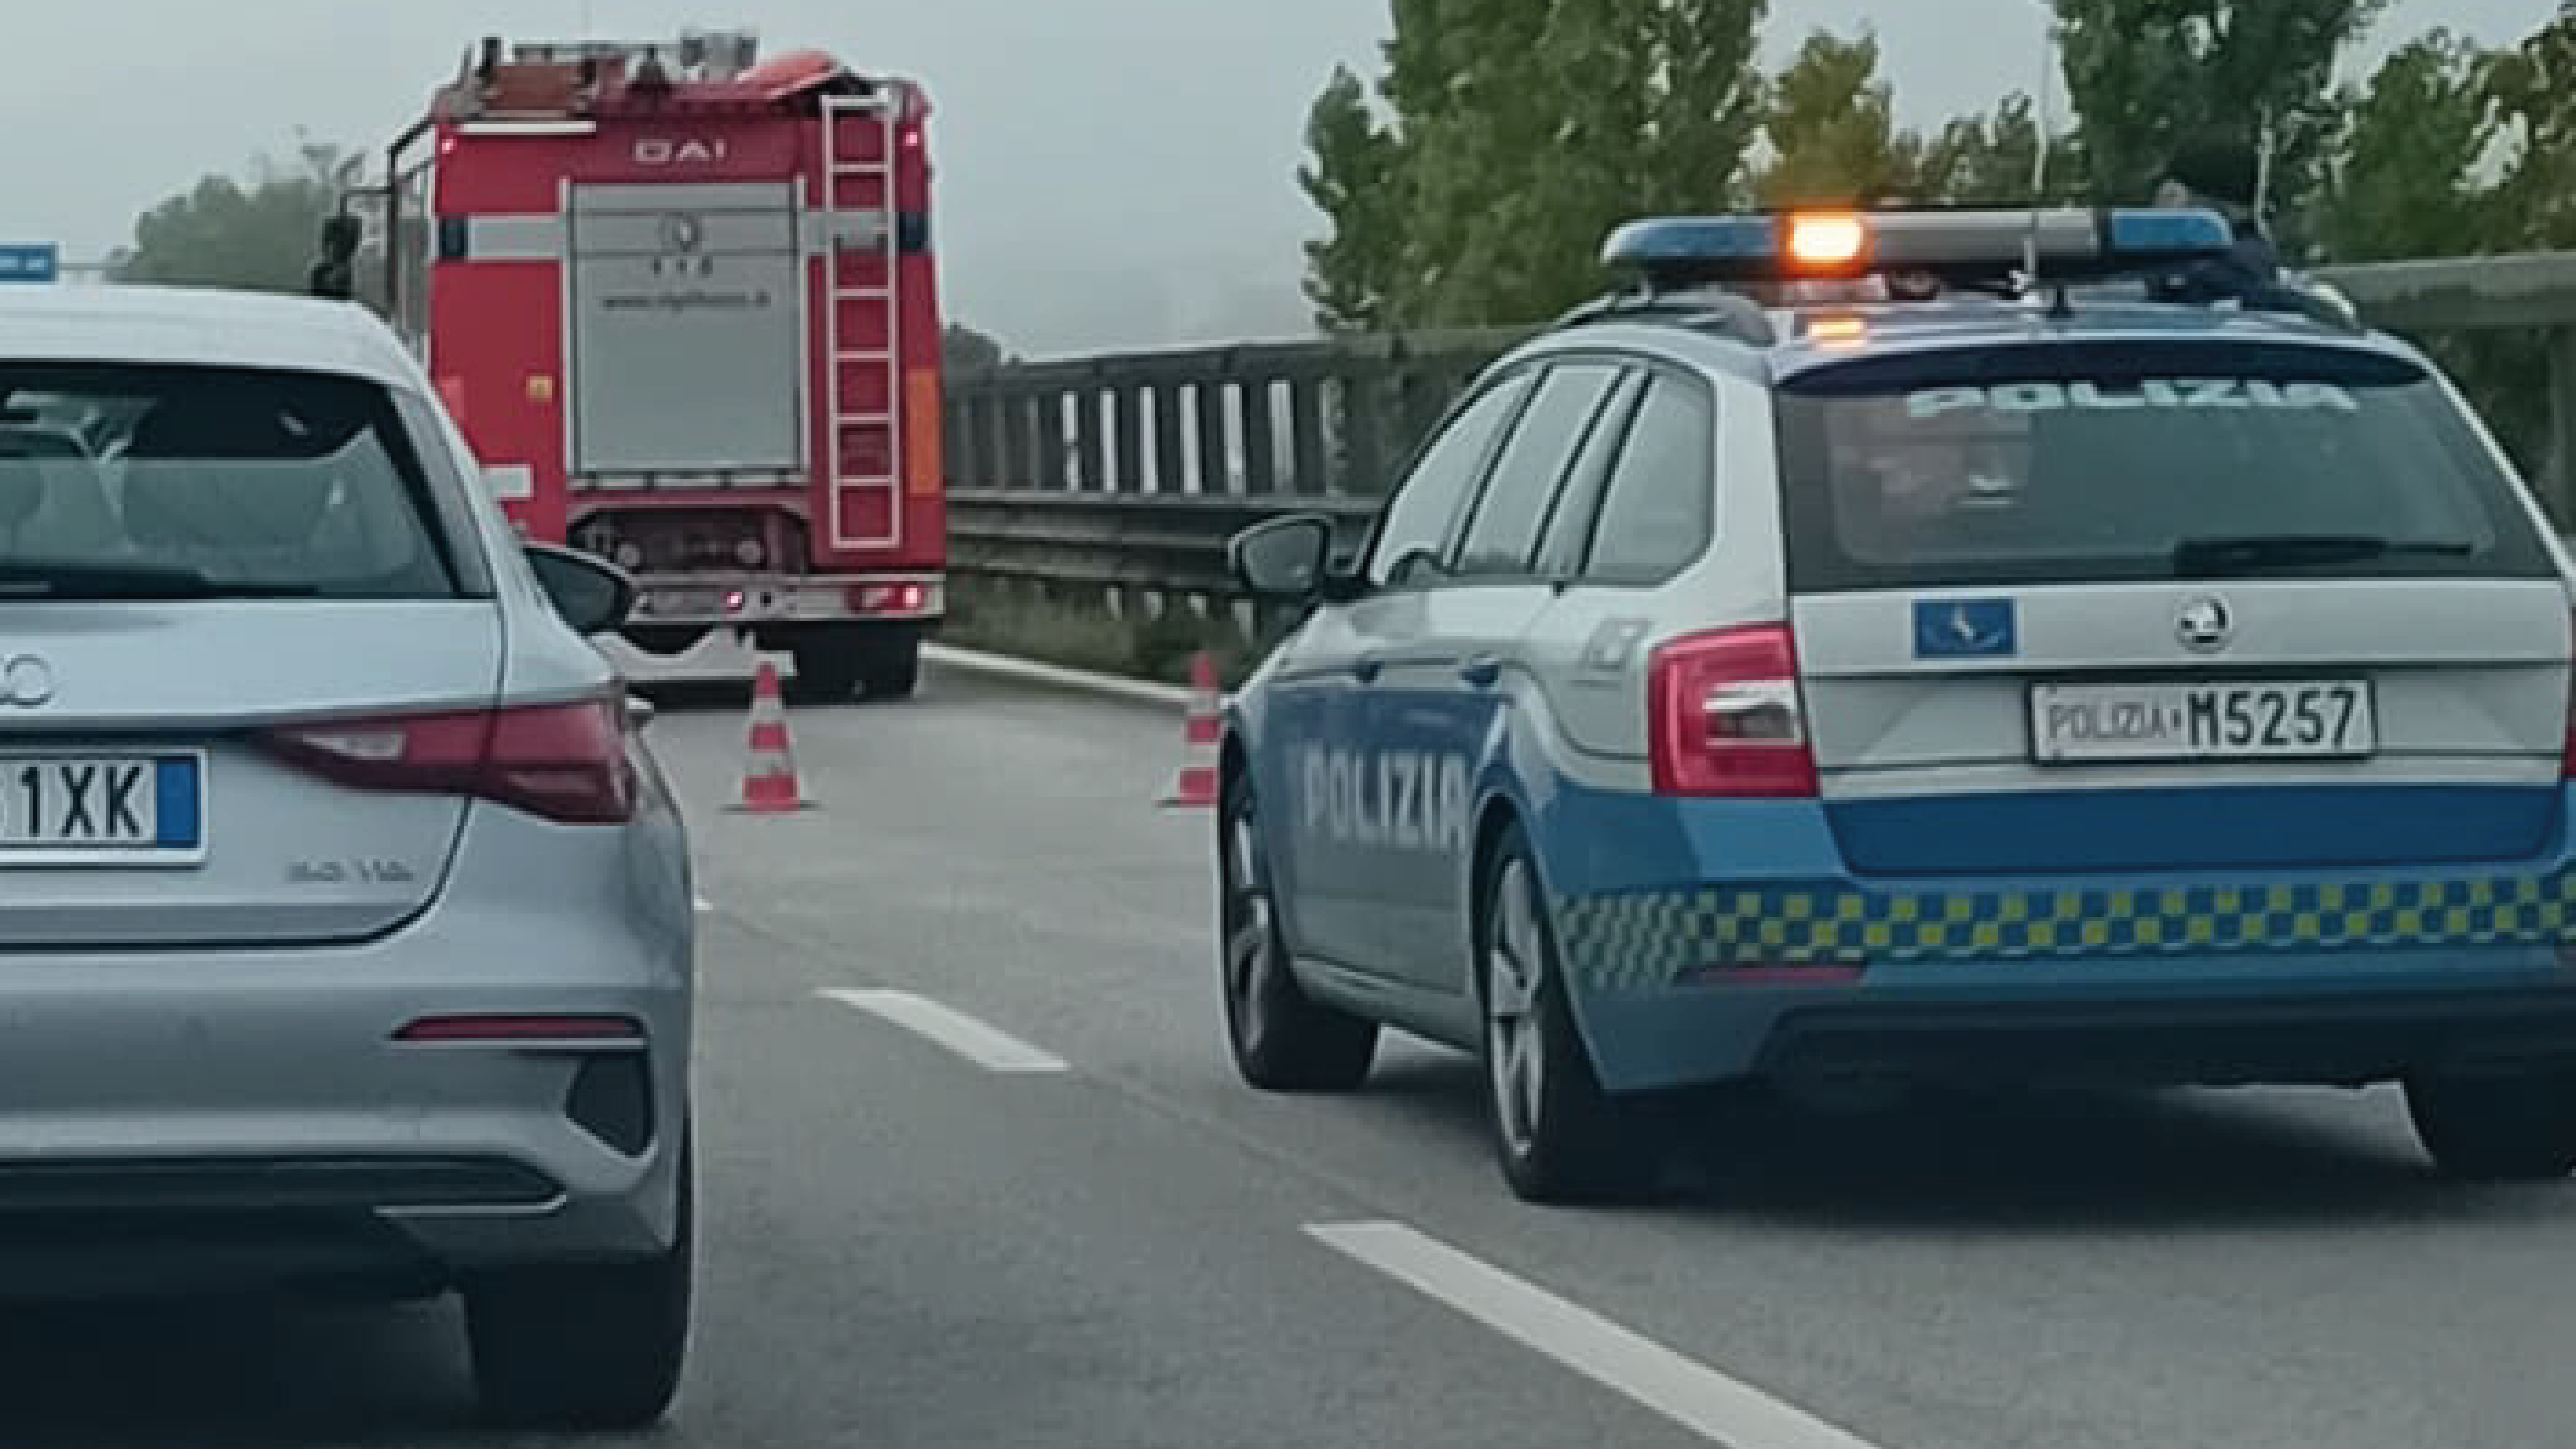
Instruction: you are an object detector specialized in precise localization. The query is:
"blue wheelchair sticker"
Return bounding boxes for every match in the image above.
[1912,598,2017,660]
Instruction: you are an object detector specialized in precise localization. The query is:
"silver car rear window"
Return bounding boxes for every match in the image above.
[1773,340,2557,592]
[0,364,464,601]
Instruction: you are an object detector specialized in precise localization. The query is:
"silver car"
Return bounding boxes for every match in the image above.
[0,284,694,1429]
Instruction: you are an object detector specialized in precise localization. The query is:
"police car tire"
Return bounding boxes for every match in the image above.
[466,1141,693,1431]
[2405,1073,2576,1182]
[1479,827,1659,1206]
[1220,775,1378,1092]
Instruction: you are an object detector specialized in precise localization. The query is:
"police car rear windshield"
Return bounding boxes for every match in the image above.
[1773,340,2555,592]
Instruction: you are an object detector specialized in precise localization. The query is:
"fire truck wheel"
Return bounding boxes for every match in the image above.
[858,636,922,701]
[786,647,861,704]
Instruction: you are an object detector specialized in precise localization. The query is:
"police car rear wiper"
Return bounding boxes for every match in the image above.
[0,561,320,600]
[2171,534,2476,576]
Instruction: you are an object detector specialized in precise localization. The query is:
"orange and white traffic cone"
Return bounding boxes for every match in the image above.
[731,661,813,814]
[1159,651,1223,810]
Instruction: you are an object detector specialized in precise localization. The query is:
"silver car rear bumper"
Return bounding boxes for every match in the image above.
[0,815,693,1298]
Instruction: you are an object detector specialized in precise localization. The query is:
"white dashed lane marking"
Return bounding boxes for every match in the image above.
[1307,1221,1888,1449]
[819,989,1071,1075]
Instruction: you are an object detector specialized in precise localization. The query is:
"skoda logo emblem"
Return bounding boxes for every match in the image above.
[659,213,703,254]
[2175,595,2234,654]
[0,655,54,708]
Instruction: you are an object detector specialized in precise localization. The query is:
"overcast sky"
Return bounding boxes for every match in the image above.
[5,1,2557,356]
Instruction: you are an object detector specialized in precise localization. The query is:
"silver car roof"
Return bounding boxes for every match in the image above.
[0,285,422,390]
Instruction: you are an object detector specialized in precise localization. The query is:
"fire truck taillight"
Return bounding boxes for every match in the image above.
[848,582,927,615]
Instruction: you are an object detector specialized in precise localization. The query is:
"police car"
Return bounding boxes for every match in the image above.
[1216,207,2576,1204]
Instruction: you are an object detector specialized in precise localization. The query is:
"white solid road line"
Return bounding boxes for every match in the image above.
[819,989,1071,1075]
[1306,1221,1887,1449]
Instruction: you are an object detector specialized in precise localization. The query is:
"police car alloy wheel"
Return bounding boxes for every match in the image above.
[1478,825,1658,1205]
[2404,1072,2576,1182]
[1218,774,1378,1092]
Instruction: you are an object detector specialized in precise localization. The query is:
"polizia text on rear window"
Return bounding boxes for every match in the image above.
[1772,340,2557,592]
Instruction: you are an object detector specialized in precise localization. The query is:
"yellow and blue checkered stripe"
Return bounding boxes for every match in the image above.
[1553,873,2576,996]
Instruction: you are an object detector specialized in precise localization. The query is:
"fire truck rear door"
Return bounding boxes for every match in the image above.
[564,180,804,478]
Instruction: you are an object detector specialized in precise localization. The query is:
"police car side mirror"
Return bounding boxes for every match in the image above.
[525,542,638,635]
[1230,514,1335,601]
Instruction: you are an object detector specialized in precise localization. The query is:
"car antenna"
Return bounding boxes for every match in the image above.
[2026,1,2072,316]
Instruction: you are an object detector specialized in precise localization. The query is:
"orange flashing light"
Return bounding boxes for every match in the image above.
[1786,214,1868,270]
[1808,316,1869,347]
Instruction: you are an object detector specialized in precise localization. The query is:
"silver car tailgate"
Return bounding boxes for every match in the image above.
[0,601,501,947]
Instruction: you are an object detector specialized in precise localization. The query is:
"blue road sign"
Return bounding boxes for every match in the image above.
[0,244,60,283]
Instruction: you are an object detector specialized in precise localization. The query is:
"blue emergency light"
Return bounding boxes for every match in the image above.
[1599,208,2235,292]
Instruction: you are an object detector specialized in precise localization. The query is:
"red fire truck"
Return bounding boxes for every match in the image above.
[362,31,946,699]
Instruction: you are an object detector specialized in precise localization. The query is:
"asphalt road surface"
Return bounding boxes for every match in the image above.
[7,662,2574,1449]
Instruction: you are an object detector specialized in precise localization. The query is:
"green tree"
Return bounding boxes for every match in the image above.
[1907,93,2091,204]
[1298,65,1406,332]
[1756,29,1907,206]
[2436,6,2576,480]
[1755,31,2087,210]
[2485,2,2576,250]
[1629,0,1770,214]
[2314,30,2499,263]
[2053,0,2389,232]
[116,141,355,295]
[1297,0,1768,330]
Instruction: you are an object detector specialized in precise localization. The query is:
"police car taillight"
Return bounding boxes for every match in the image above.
[1648,625,1818,798]
[2563,615,2576,780]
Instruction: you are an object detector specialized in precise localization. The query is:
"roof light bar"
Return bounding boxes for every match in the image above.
[1600,208,2236,292]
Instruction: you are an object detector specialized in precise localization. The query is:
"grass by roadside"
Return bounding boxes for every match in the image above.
[937,583,1283,691]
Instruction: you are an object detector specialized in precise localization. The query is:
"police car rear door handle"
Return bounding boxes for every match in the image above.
[1458,655,1503,688]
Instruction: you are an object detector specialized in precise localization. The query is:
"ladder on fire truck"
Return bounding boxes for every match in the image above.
[819,91,903,551]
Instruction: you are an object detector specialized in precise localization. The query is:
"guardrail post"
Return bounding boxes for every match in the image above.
[1337,365,1386,496]
[1072,369,1106,493]
[1240,378,1279,496]
[995,381,1031,489]
[944,381,980,488]
[1150,378,1186,495]
[1287,374,1328,497]
[1034,385,1069,491]
[1194,366,1231,496]
[969,382,999,487]
[1111,379,1144,496]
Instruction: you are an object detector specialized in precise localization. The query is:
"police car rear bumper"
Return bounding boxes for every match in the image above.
[1541,786,2576,1094]
[1573,954,2576,1095]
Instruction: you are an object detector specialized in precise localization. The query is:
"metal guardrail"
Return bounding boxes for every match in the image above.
[944,252,2576,613]
[948,491,1377,595]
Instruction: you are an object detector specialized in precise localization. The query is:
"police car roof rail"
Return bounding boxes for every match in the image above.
[2060,275,2369,334]
[1550,286,1777,346]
